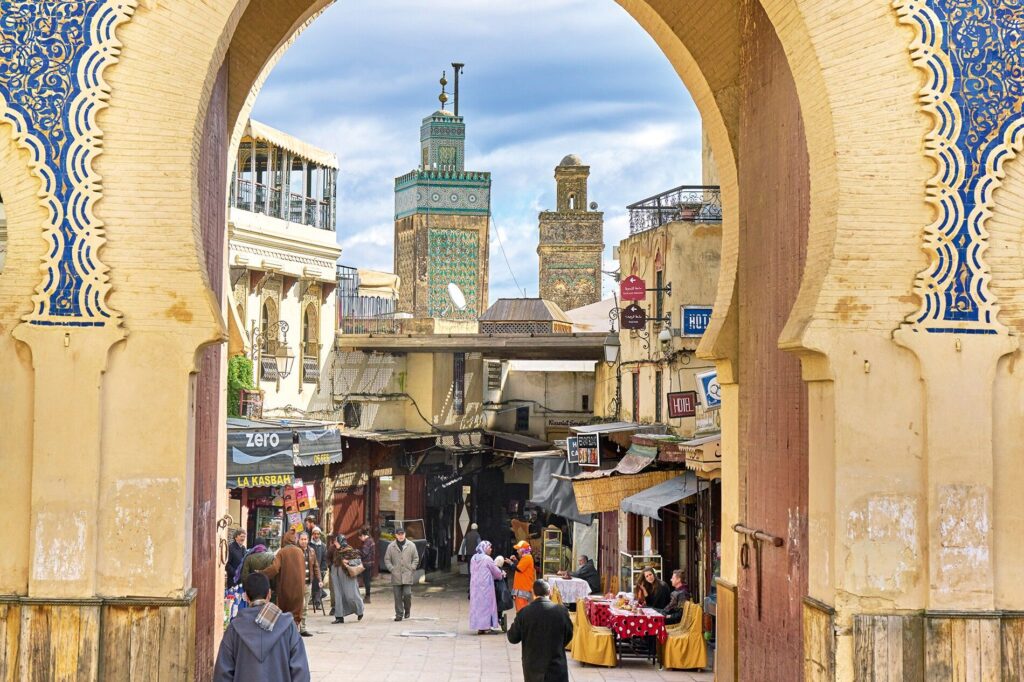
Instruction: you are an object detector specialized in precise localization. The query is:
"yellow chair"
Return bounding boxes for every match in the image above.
[570,600,617,667]
[550,586,563,604]
[660,602,708,671]
[565,609,577,651]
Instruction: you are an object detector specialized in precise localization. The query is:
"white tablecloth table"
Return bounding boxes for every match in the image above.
[545,575,592,604]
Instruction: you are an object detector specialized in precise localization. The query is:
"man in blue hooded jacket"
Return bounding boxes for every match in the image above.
[215,572,310,681]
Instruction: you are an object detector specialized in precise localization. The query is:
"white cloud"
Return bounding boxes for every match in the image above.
[253,0,704,301]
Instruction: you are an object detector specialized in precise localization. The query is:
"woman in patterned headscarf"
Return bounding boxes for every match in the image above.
[510,540,535,612]
[469,540,504,634]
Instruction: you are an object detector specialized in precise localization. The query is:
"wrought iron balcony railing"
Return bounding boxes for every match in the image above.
[626,185,722,235]
[231,178,334,231]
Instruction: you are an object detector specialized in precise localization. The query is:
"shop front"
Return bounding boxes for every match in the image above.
[226,418,343,549]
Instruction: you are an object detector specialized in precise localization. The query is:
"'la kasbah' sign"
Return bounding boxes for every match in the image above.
[234,474,294,489]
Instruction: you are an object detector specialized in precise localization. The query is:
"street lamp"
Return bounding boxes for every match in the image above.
[658,324,673,348]
[252,320,295,383]
[603,329,621,365]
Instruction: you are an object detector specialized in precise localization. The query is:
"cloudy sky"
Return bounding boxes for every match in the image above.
[253,0,701,300]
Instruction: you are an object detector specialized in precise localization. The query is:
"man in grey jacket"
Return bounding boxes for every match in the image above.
[383,526,420,621]
[215,572,310,681]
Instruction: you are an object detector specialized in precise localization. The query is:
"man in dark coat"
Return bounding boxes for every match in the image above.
[225,529,247,587]
[507,579,574,682]
[214,572,310,682]
[569,555,601,594]
[358,527,375,603]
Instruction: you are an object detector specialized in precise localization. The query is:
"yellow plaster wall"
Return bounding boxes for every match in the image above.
[0,130,44,595]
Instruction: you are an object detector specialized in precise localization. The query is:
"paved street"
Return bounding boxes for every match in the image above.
[303,574,713,681]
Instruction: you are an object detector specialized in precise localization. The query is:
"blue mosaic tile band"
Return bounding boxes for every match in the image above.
[895,0,1024,333]
[0,1,134,326]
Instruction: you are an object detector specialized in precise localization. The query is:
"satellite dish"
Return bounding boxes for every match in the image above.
[589,201,598,210]
[447,282,468,311]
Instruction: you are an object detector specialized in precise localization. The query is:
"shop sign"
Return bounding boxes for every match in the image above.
[227,428,295,488]
[681,306,713,336]
[667,391,698,418]
[232,473,294,489]
[577,433,600,467]
[620,275,646,301]
[620,303,647,330]
[549,418,589,427]
[696,370,721,409]
[566,436,580,464]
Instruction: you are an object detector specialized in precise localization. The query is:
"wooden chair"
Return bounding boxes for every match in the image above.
[570,599,617,667]
[659,601,708,671]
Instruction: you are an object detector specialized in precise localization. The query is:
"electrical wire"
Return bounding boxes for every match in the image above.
[490,216,527,297]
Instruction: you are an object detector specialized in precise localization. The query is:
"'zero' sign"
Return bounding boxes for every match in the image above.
[246,431,281,448]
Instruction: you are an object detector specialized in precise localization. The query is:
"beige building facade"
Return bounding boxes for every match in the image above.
[1,1,1023,680]
[227,120,341,416]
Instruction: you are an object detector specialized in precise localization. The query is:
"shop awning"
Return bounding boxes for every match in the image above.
[566,443,658,480]
[226,418,343,488]
[620,473,700,520]
[572,470,677,514]
[570,422,639,435]
[295,426,344,467]
[529,456,592,525]
[227,424,295,489]
[680,433,721,477]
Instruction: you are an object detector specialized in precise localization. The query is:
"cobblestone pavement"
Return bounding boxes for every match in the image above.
[303,574,714,682]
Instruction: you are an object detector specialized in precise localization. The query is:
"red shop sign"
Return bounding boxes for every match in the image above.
[620,275,646,301]
[667,391,698,418]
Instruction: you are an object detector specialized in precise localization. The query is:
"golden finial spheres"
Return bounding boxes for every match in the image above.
[439,70,449,107]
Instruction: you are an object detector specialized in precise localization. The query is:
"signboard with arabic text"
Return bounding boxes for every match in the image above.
[620,275,646,301]
[620,303,647,330]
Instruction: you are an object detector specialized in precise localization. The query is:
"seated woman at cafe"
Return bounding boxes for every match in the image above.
[634,568,672,610]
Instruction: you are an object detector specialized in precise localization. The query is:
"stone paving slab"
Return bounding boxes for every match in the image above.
[302,576,712,681]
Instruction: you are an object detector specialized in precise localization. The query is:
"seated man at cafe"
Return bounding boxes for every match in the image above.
[558,555,601,594]
[658,569,690,625]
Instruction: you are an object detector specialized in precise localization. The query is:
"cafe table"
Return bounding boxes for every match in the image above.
[544,575,591,604]
[584,597,668,664]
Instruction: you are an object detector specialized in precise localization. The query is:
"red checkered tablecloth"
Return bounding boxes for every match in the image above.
[584,599,668,644]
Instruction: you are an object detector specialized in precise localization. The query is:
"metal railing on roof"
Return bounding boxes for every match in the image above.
[626,184,722,235]
[231,178,334,231]
[336,265,400,334]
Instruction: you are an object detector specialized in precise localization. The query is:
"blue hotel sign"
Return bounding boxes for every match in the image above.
[681,306,713,336]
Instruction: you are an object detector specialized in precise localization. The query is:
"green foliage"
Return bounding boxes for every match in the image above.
[227,355,255,418]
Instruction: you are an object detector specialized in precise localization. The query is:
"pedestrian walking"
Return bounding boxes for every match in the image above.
[225,529,247,588]
[357,526,376,603]
[383,526,419,621]
[506,579,574,682]
[462,523,481,558]
[295,532,320,634]
[469,540,504,634]
[214,572,311,682]
[510,540,536,612]
[309,528,326,577]
[237,537,273,585]
[328,535,365,624]
[260,529,311,637]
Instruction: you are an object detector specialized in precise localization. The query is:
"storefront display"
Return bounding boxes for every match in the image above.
[619,551,663,592]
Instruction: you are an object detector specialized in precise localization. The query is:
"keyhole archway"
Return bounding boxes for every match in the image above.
[1,1,1021,682]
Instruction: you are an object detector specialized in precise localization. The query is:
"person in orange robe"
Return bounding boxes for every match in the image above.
[511,540,536,612]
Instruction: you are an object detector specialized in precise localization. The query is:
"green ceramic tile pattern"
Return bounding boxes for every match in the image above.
[428,228,479,318]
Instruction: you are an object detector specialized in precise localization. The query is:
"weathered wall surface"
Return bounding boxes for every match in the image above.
[735,1,810,679]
